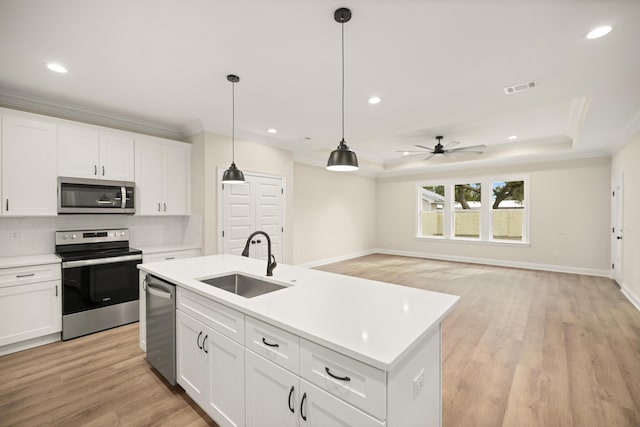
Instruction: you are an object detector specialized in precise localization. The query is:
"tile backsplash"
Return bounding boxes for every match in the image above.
[0,215,202,258]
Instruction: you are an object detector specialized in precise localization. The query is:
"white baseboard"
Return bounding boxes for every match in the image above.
[374,248,611,277]
[296,250,376,268]
[621,285,640,312]
[0,332,61,356]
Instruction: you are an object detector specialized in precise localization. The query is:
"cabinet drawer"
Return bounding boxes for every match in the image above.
[177,287,244,344]
[300,339,386,421]
[0,263,61,289]
[245,316,299,374]
[142,249,200,263]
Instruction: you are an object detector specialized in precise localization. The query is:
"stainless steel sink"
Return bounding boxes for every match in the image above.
[199,273,286,298]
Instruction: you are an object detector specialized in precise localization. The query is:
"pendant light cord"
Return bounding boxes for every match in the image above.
[341,21,345,142]
[231,80,236,163]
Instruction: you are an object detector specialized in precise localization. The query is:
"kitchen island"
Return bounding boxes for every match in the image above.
[139,254,458,427]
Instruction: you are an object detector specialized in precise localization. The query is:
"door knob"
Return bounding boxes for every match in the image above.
[617,236,623,240]
[256,239,262,244]
[251,240,256,244]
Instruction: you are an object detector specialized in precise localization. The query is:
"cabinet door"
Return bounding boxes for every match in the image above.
[58,125,100,178]
[205,329,245,427]
[162,143,190,215]
[299,379,385,427]
[1,116,57,215]
[99,133,134,181]
[134,139,163,215]
[176,310,208,409]
[245,350,297,427]
[0,280,61,347]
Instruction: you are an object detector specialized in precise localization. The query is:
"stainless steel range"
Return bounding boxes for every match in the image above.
[55,228,142,340]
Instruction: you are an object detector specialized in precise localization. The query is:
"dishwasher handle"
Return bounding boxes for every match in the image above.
[147,283,173,300]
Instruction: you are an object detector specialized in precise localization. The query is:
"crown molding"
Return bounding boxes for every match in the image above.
[567,96,591,147]
[0,88,186,141]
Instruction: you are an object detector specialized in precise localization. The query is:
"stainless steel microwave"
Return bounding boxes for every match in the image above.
[58,177,135,214]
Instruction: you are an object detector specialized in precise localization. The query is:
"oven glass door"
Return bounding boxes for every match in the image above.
[62,259,140,315]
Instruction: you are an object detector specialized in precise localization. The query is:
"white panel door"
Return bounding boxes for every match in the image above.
[58,125,100,178]
[221,173,284,262]
[223,182,255,256]
[176,310,208,409]
[245,350,297,427]
[1,116,57,216]
[612,173,624,284]
[99,133,134,181]
[135,139,164,215]
[254,176,284,262]
[299,379,384,427]
[163,143,190,215]
[206,329,245,427]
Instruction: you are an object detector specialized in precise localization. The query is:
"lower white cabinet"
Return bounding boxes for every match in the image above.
[245,350,384,427]
[177,310,245,427]
[0,281,61,347]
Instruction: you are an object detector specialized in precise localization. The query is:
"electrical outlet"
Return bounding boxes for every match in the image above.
[413,368,425,398]
[10,229,20,240]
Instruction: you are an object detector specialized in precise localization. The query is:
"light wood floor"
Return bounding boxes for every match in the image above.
[1,254,639,426]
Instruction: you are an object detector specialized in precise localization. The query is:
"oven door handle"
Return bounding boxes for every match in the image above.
[62,254,142,268]
[147,285,172,300]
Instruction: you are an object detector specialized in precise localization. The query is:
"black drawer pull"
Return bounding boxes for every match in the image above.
[300,392,307,421]
[262,337,280,348]
[197,331,203,349]
[325,367,351,382]
[288,386,295,413]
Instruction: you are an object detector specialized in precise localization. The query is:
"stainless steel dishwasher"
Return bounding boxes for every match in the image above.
[145,274,176,385]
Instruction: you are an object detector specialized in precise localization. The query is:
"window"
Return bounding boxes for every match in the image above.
[419,185,444,237]
[454,183,481,239]
[416,176,528,244]
[491,180,524,241]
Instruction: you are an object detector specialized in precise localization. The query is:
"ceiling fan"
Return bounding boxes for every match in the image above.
[398,135,486,160]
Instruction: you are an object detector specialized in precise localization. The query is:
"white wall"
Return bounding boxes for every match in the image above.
[612,132,640,307]
[376,157,611,275]
[293,163,377,265]
[190,131,295,262]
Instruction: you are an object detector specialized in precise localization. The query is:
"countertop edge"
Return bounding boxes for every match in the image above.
[0,254,61,269]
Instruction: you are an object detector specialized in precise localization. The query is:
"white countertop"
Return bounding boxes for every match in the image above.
[136,244,201,255]
[139,254,459,371]
[0,254,61,269]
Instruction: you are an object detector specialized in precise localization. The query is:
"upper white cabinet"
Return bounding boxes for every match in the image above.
[1,115,57,216]
[58,125,134,181]
[135,138,190,215]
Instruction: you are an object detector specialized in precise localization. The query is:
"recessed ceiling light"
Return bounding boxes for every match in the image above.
[45,62,68,73]
[368,96,381,104]
[586,25,612,40]
[402,151,410,156]
[508,135,518,140]
[267,128,277,134]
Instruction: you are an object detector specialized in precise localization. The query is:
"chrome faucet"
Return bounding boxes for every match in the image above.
[241,231,277,276]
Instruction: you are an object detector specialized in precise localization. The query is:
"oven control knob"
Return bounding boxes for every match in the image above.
[71,234,77,239]
[120,232,126,236]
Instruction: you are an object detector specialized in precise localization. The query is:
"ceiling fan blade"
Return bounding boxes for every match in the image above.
[443,140,460,149]
[413,144,433,150]
[447,144,486,152]
[443,152,459,159]
[395,150,425,153]
[423,153,436,161]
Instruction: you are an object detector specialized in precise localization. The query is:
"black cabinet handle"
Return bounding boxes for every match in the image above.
[325,367,351,382]
[197,331,203,349]
[288,386,295,413]
[203,335,208,353]
[262,337,280,348]
[300,392,307,421]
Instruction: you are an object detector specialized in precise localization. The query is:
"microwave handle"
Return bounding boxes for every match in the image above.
[121,186,126,209]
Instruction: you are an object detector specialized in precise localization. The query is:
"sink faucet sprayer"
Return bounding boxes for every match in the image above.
[241,231,277,276]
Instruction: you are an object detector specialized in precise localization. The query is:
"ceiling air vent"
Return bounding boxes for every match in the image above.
[503,80,537,95]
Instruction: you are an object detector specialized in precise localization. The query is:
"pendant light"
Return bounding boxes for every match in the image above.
[327,7,359,172]
[222,74,245,183]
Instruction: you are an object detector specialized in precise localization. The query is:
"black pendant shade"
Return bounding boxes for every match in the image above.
[222,74,245,184]
[327,139,359,171]
[327,7,359,172]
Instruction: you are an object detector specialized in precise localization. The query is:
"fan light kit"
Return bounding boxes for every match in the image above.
[397,135,486,161]
[221,74,245,184]
[327,7,359,172]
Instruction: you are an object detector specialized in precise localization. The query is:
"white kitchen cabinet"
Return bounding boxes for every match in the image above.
[245,350,384,427]
[135,138,190,215]
[177,310,245,427]
[1,115,57,216]
[139,248,200,351]
[58,124,134,181]
[0,261,62,355]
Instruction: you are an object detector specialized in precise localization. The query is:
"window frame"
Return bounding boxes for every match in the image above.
[415,174,530,245]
